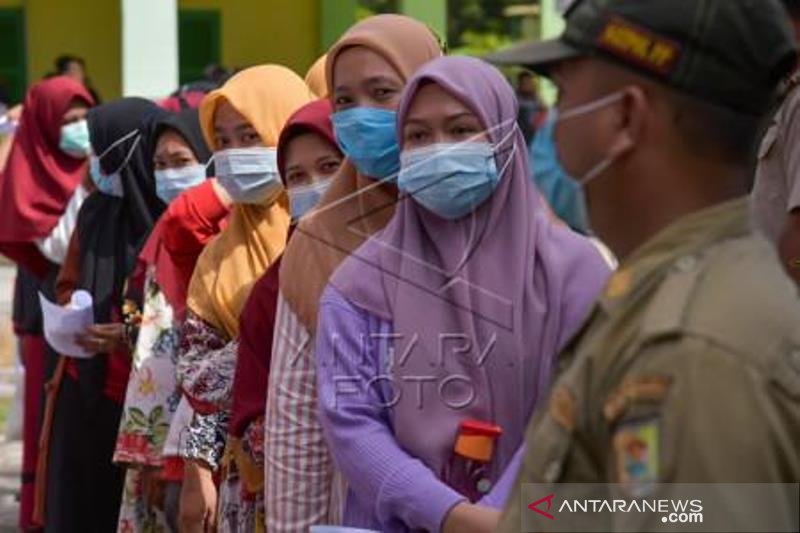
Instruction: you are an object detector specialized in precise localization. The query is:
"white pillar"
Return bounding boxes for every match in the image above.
[121,0,178,98]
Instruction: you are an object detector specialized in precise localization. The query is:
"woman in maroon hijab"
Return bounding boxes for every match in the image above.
[0,75,94,532]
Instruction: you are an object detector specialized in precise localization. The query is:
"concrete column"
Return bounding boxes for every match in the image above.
[121,0,178,98]
[401,0,447,44]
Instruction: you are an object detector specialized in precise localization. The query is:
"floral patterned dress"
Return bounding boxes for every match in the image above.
[115,268,182,532]
[177,311,265,532]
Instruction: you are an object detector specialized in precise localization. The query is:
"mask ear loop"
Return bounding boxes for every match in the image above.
[445,119,520,281]
[95,130,142,177]
[558,91,625,122]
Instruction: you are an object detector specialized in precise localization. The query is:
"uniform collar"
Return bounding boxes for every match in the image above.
[598,197,750,314]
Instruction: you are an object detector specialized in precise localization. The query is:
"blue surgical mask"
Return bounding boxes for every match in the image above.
[59,119,91,159]
[530,111,589,234]
[89,130,141,198]
[288,178,332,220]
[215,147,283,205]
[89,156,124,197]
[332,107,400,180]
[155,164,206,204]
[398,142,502,220]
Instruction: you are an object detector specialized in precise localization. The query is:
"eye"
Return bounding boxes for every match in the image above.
[319,159,342,176]
[451,124,479,138]
[403,128,428,144]
[334,94,353,110]
[216,136,231,149]
[373,87,397,101]
[285,170,309,187]
[243,132,261,144]
[154,161,167,171]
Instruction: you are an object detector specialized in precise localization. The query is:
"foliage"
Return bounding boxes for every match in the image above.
[357,0,535,56]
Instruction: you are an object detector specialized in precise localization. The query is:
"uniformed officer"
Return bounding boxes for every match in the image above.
[492,0,800,531]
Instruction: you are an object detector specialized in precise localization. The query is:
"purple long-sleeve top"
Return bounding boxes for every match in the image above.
[316,285,525,533]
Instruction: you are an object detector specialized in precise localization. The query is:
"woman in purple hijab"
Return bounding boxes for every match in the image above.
[316,56,611,532]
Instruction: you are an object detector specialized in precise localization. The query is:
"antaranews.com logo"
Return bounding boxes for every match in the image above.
[528,493,703,524]
[519,483,800,533]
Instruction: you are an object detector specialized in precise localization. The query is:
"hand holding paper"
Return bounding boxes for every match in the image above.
[39,290,97,358]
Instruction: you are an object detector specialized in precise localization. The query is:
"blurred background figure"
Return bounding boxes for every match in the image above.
[51,54,102,104]
[515,70,545,145]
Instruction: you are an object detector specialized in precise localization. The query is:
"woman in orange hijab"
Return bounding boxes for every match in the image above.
[174,65,313,531]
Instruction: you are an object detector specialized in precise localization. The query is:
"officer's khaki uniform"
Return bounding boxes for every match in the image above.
[499,198,800,532]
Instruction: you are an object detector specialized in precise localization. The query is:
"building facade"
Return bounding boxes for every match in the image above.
[0,0,449,103]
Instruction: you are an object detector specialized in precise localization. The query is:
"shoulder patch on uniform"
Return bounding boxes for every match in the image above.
[614,416,660,491]
[596,16,682,77]
[605,268,634,299]
[603,375,672,423]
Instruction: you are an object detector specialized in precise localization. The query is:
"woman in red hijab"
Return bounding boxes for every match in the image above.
[0,76,94,532]
[0,76,95,277]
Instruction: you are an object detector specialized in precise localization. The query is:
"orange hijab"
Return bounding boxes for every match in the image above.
[279,14,442,332]
[305,54,329,98]
[187,65,314,337]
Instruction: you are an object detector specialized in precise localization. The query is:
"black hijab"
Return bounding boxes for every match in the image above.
[151,108,212,168]
[75,97,165,405]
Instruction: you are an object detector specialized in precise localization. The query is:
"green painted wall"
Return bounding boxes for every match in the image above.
[180,0,320,76]
[20,0,121,100]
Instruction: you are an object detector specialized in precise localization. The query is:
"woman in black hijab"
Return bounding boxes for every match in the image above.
[42,97,166,532]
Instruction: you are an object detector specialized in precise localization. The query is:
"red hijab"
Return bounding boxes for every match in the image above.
[0,76,94,241]
[230,99,337,437]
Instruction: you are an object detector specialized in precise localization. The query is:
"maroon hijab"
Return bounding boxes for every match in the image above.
[229,99,337,437]
[0,76,94,241]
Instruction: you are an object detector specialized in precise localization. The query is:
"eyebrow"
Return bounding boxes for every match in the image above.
[315,154,340,165]
[363,75,400,86]
[403,111,477,126]
[334,75,401,93]
[213,122,255,133]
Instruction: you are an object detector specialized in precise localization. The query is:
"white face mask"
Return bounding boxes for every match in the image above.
[555,91,626,187]
[154,164,207,204]
[214,147,283,204]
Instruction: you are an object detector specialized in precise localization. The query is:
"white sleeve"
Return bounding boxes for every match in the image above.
[35,184,89,265]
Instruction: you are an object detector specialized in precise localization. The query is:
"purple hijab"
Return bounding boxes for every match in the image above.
[330,56,610,484]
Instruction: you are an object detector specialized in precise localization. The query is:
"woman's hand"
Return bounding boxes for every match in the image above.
[180,460,217,533]
[75,323,125,354]
[443,502,501,533]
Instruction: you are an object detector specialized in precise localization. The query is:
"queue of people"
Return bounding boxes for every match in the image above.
[0,1,798,532]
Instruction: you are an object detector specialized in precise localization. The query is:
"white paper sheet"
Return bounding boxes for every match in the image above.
[39,290,96,359]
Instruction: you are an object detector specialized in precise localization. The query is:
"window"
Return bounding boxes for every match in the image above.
[178,9,221,86]
[0,8,26,105]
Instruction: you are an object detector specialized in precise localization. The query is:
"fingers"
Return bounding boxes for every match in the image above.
[86,323,123,341]
[73,333,108,354]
